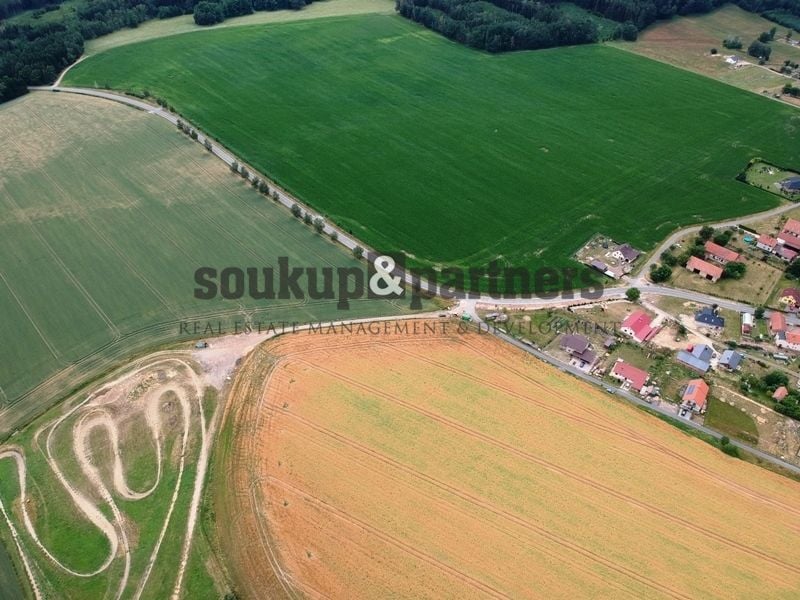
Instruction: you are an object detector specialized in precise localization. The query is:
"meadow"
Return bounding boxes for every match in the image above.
[65,13,800,275]
[219,321,800,598]
[623,4,800,93]
[0,92,412,438]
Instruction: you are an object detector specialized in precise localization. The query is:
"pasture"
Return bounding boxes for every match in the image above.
[217,321,800,598]
[0,92,410,438]
[624,4,800,92]
[65,14,800,276]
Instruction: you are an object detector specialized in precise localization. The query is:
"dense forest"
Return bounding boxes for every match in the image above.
[0,0,313,103]
[397,0,800,52]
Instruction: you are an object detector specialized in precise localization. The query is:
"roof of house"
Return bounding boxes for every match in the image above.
[617,243,640,261]
[621,310,656,341]
[719,349,743,369]
[560,334,590,354]
[611,360,649,390]
[787,329,800,344]
[686,256,723,279]
[770,311,787,332]
[742,312,754,326]
[590,259,608,271]
[757,234,778,248]
[776,245,799,261]
[573,348,597,365]
[694,307,724,328]
[691,344,713,361]
[773,386,789,401]
[780,288,800,304]
[783,218,800,235]
[704,241,739,262]
[682,378,709,409]
[676,350,711,373]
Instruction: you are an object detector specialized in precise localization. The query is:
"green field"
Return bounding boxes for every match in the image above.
[0,91,413,438]
[65,13,800,277]
[705,396,760,445]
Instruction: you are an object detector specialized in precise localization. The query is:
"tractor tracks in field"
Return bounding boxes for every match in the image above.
[291,356,800,582]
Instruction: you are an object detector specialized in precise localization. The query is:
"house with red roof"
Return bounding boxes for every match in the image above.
[686,256,723,282]
[778,218,800,252]
[756,234,778,253]
[620,310,657,343]
[610,359,649,392]
[773,386,789,401]
[776,245,799,263]
[769,311,787,335]
[704,241,739,265]
[776,328,800,352]
[681,379,709,413]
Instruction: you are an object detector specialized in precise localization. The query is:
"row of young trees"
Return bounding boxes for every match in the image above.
[0,0,315,104]
[396,0,800,53]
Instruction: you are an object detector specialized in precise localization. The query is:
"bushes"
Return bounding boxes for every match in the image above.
[194,1,224,25]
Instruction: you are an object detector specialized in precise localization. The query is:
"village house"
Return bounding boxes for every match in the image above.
[719,349,743,371]
[778,288,800,312]
[741,312,754,336]
[769,311,787,335]
[704,241,740,265]
[776,328,800,352]
[776,245,799,262]
[686,256,723,282]
[681,378,709,414]
[756,234,778,253]
[620,310,657,343]
[780,176,800,194]
[676,344,713,373]
[694,306,724,329]
[610,359,649,392]
[611,243,640,264]
[559,334,596,370]
[773,386,789,401]
[778,218,800,252]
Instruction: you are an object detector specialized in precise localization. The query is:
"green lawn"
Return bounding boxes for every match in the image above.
[0,91,413,438]
[65,14,800,279]
[705,396,760,445]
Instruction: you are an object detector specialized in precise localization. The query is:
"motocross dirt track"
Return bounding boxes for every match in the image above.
[219,320,800,599]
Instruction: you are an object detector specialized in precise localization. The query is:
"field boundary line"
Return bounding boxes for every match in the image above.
[0,271,62,362]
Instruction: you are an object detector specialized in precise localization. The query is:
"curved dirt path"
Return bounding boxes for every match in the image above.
[0,357,208,599]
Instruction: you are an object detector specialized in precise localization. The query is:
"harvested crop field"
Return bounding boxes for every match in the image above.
[218,320,800,598]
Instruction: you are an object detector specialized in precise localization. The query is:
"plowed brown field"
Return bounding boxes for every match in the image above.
[217,320,800,599]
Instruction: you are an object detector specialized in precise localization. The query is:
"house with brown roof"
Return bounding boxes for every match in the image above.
[756,234,778,253]
[778,288,800,312]
[686,256,723,282]
[681,379,709,413]
[704,241,740,265]
[610,359,649,392]
[769,311,787,335]
[559,334,596,370]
